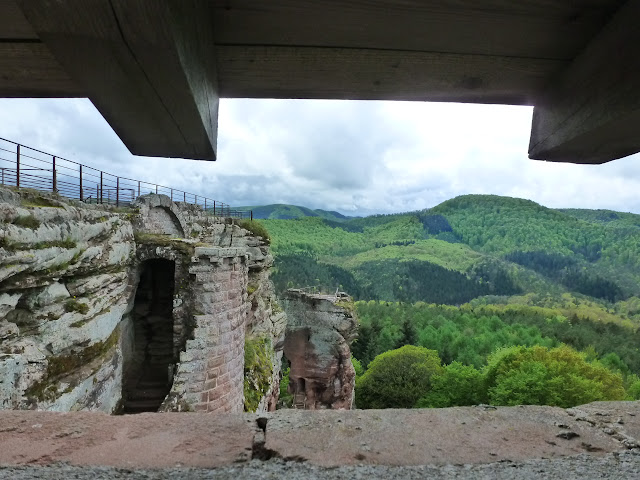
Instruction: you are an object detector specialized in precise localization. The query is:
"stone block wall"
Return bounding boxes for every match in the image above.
[164,247,250,413]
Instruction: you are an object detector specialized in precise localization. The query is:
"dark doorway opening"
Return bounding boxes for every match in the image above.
[123,259,176,413]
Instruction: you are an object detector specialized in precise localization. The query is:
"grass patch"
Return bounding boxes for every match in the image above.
[336,299,357,317]
[238,219,270,244]
[134,233,194,256]
[12,215,41,229]
[33,239,76,250]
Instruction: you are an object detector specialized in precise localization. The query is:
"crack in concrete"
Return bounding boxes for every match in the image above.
[251,416,307,462]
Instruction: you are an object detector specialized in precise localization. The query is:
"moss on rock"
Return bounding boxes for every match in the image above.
[244,335,274,412]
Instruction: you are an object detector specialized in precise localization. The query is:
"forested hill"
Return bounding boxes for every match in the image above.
[264,194,640,408]
[261,194,640,324]
[235,203,352,221]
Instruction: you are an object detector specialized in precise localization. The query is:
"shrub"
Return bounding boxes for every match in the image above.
[484,345,625,407]
[355,345,443,409]
[351,356,364,377]
[416,361,484,408]
[244,336,273,412]
[279,366,293,408]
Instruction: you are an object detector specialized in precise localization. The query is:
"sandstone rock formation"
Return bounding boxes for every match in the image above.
[0,188,283,414]
[282,289,357,409]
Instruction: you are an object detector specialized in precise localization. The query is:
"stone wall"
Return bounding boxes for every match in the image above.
[0,189,283,413]
[282,289,357,410]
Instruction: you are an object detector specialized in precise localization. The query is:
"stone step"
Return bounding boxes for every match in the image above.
[122,399,165,413]
[127,387,169,401]
[136,379,169,389]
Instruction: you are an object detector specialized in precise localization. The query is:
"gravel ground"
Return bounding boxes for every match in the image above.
[2,451,640,480]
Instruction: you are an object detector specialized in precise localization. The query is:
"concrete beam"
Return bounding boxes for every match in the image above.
[16,0,219,160]
[217,45,564,105]
[528,0,640,164]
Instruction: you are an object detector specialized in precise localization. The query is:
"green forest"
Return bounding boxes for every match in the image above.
[256,194,640,409]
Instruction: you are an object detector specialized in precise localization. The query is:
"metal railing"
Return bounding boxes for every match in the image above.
[0,137,251,219]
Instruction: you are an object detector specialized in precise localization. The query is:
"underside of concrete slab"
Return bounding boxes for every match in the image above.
[0,0,638,164]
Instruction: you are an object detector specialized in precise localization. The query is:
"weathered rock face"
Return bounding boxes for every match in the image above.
[0,189,283,414]
[282,290,357,410]
[0,189,134,412]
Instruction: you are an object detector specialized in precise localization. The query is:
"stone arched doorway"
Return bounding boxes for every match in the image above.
[123,259,176,413]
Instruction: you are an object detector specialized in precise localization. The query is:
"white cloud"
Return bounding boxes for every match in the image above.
[0,97,638,215]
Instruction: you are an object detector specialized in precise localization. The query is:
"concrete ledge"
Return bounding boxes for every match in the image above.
[1,402,639,470]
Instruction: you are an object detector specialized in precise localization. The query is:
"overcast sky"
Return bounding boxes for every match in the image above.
[1,98,638,216]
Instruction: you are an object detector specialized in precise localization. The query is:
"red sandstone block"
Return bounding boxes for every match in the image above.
[204,379,217,391]
[208,367,220,377]
[207,356,224,369]
[194,403,209,412]
[217,372,230,384]
[208,388,224,402]
[200,392,209,403]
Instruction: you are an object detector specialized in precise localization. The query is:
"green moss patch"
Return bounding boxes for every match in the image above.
[65,299,89,315]
[12,215,41,229]
[25,327,120,403]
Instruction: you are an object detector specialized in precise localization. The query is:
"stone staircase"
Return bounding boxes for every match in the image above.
[123,312,174,413]
[293,391,306,409]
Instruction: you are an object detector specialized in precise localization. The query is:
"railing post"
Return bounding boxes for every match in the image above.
[52,156,57,192]
[195,195,197,206]
[183,192,186,202]
[137,181,140,198]
[79,165,83,201]
[155,185,158,194]
[16,144,20,189]
[251,211,253,221]
[100,171,103,204]
[170,188,173,201]
[204,198,207,211]
[116,177,120,207]
[214,200,216,216]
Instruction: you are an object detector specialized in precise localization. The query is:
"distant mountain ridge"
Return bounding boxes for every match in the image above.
[257,194,640,328]
[235,203,354,221]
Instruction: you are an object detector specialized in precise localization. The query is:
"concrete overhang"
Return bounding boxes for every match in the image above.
[0,0,638,164]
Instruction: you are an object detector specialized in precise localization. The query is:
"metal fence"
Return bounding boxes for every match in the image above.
[0,137,251,219]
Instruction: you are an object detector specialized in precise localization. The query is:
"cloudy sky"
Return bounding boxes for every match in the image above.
[1,98,638,216]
